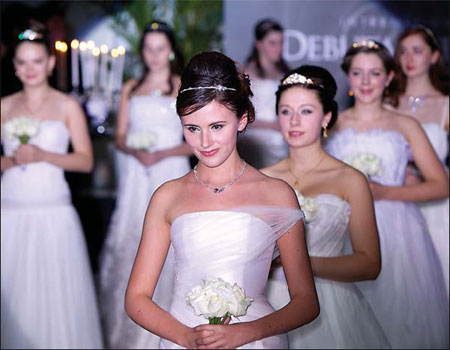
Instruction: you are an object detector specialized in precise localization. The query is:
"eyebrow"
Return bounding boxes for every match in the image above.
[279,103,316,108]
[183,120,228,127]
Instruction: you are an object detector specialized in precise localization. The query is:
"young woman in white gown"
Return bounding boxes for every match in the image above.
[325,39,449,349]
[385,25,449,297]
[262,65,390,349]
[124,51,320,349]
[238,18,290,169]
[1,26,103,349]
[99,21,192,349]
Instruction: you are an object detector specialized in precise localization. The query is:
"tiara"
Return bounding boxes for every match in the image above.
[417,24,440,47]
[18,29,43,41]
[282,73,315,86]
[179,85,237,94]
[352,39,379,49]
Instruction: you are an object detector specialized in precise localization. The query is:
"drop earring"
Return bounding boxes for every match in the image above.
[322,124,328,138]
[348,90,354,97]
[168,52,175,61]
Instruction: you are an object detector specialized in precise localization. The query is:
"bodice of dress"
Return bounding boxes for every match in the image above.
[128,95,183,150]
[167,207,303,328]
[325,128,410,186]
[1,120,71,204]
[421,123,448,164]
[304,194,351,257]
[250,78,279,123]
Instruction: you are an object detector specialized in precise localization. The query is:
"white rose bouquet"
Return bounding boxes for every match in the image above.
[186,278,253,325]
[126,131,158,175]
[343,152,382,178]
[126,131,157,151]
[295,191,318,223]
[3,115,40,145]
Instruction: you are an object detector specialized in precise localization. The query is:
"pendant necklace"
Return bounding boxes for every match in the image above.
[23,89,51,116]
[193,161,247,194]
[407,95,426,113]
[287,153,326,191]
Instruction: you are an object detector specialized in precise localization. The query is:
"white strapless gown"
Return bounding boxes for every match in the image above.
[326,128,449,349]
[419,123,449,297]
[1,120,104,349]
[266,194,390,348]
[238,78,288,169]
[159,207,304,349]
[99,95,191,349]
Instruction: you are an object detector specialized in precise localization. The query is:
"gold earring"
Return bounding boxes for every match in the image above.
[348,90,354,97]
[322,124,328,138]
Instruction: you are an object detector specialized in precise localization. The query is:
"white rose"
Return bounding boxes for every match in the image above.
[296,191,318,223]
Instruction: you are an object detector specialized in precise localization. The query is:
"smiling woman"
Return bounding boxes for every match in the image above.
[124,51,319,349]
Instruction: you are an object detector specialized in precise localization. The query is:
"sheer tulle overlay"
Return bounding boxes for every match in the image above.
[325,128,449,349]
[418,123,449,297]
[266,194,390,349]
[159,206,304,349]
[1,121,103,349]
[99,95,191,349]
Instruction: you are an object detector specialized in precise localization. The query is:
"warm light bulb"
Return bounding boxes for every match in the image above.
[71,39,79,49]
[111,48,119,58]
[117,45,126,55]
[60,42,68,53]
[100,44,108,54]
[79,41,87,51]
[87,40,95,50]
[92,47,100,56]
[55,41,62,51]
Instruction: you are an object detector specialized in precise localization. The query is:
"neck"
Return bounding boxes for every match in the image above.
[258,54,278,78]
[147,66,171,86]
[23,83,51,99]
[195,150,245,184]
[404,74,435,97]
[288,142,326,174]
[352,99,384,121]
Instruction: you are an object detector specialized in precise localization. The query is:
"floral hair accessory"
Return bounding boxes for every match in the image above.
[18,29,43,41]
[352,39,380,49]
[179,85,236,94]
[282,73,315,86]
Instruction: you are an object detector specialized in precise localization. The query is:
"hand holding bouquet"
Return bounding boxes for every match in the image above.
[126,131,158,175]
[186,278,253,325]
[343,152,382,178]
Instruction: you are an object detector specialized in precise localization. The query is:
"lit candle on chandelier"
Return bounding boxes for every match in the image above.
[70,39,80,91]
[99,45,109,92]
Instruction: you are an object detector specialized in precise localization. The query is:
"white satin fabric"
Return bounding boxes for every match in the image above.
[1,120,104,349]
[325,128,449,349]
[159,206,304,349]
[266,194,390,349]
[99,95,191,349]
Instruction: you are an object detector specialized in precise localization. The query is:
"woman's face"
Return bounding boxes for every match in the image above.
[181,100,247,168]
[13,42,54,87]
[397,33,439,79]
[256,30,283,63]
[278,86,330,149]
[141,32,172,71]
[347,53,393,104]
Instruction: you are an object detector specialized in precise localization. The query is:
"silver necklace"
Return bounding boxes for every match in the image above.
[407,95,426,113]
[193,161,247,194]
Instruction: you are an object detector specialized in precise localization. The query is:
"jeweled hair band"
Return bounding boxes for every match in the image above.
[282,73,315,86]
[179,85,237,94]
[18,29,43,41]
[352,39,379,49]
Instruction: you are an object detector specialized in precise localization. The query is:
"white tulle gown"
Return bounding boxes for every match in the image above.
[1,120,104,349]
[238,78,288,168]
[266,193,390,349]
[326,128,449,349]
[99,95,191,349]
[417,112,449,298]
[159,207,304,349]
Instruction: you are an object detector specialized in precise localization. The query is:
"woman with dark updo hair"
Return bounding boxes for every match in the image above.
[262,65,389,348]
[238,18,290,169]
[98,20,191,349]
[1,25,103,348]
[125,51,319,349]
[326,39,449,349]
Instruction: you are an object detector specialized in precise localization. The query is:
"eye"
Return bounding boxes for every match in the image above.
[371,71,382,76]
[186,126,200,133]
[350,71,360,76]
[211,124,224,131]
[279,108,293,117]
[413,48,423,54]
[300,109,313,115]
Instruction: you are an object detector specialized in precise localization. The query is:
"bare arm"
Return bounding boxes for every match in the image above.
[125,184,200,348]
[1,97,16,171]
[371,117,449,202]
[310,169,381,282]
[115,79,139,155]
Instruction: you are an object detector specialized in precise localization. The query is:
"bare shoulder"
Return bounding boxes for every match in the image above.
[260,159,286,178]
[245,61,259,79]
[329,157,370,200]
[1,92,21,119]
[390,110,422,135]
[258,171,299,208]
[333,108,354,130]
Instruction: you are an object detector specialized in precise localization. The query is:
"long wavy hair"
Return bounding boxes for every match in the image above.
[389,25,449,107]
[130,20,183,97]
[245,18,290,79]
